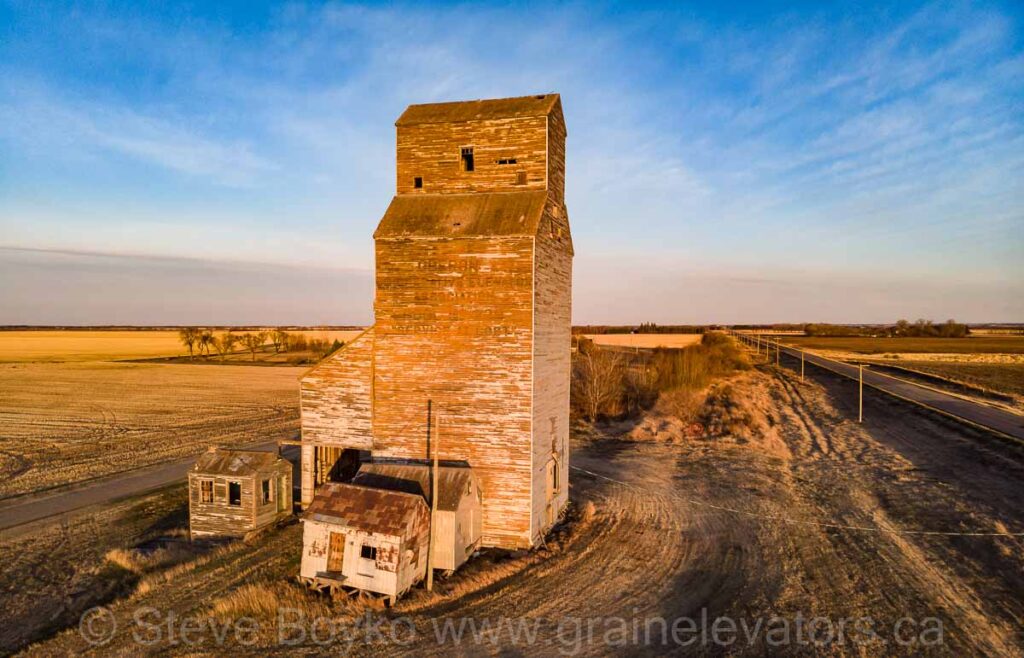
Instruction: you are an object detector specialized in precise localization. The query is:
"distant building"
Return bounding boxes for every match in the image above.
[300,93,573,551]
[300,482,430,601]
[188,448,292,540]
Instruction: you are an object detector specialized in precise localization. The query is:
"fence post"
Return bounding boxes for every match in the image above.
[859,364,864,423]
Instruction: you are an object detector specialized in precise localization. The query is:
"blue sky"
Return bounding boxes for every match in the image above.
[1,0,1022,324]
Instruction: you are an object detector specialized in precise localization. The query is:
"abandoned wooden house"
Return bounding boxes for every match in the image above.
[353,462,482,571]
[299,482,430,600]
[188,448,292,541]
[300,93,573,553]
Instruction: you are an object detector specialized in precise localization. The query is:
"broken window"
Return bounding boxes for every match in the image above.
[460,147,474,172]
[229,481,242,506]
[360,545,377,561]
[516,171,527,185]
[414,176,423,189]
[200,479,214,504]
[261,479,271,505]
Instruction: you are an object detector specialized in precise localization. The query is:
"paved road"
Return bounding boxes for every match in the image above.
[0,442,300,537]
[753,338,1024,443]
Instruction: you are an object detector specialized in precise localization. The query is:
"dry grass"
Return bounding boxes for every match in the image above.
[104,543,195,575]
[584,333,703,349]
[0,330,364,363]
[0,362,302,497]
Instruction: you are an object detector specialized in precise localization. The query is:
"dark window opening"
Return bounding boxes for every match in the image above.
[261,479,271,505]
[497,158,517,165]
[461,147,474,172]
[360,545,377,561]
[229,481,242,506]
[516,171,527,185]
[414,176,423,189]
[200,480,214,503]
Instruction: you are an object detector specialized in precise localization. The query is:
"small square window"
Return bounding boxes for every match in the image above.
[414,176,423,189]
[200,480,214,503]
[229,481,242,506]
[360,545,377,561]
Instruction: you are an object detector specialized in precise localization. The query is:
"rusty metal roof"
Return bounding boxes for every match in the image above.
[303,482,428,537]
[191,448,285,477]
[374,190,547,239]
[396,94,559,126]
[353,462,477,512]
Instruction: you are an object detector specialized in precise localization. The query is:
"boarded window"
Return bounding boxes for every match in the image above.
[360,545,377,561]
[200,479,214,503]
[261,479,271,505]
[460,147,474,172]
[516,171,527,185]
[414,176,423,189]
[214,483,227,502]
[229,481,242,506]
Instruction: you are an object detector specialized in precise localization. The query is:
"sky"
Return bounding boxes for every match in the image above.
[1,0,1022,325]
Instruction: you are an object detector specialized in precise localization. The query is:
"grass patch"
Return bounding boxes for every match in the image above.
[781,336,1024,355]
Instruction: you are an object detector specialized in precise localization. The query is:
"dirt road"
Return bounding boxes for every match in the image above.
[24,367,1024,656]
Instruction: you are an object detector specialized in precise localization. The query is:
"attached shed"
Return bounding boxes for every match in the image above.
[188,448,292,541]
[353,462,482,571]
[300,482,430,600]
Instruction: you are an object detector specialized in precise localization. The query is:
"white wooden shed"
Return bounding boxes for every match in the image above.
[353,462,482,572]
[300,482,430,601]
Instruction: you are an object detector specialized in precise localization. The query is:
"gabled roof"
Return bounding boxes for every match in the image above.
[374,190,547,239]
[191,448,285,477]
[353,462,477,512]
[303,482,427,537]
[396,94,560,126]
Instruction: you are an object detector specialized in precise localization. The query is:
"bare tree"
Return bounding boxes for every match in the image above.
[572,347,624,421]
[212,332,237,361]
[241,333,265,362]
[197,329,215,358]
[178,327,199,360]
[272,329,289,354]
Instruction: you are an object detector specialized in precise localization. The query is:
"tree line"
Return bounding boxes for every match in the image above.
[804,319,969,338]
[177,328,342,362]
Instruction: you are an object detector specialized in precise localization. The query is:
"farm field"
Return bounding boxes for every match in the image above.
[0,362,302,498]
[780,335,1024,356]
[585,333,703,349]
[0,330,364,363]
[13,366,1024,655]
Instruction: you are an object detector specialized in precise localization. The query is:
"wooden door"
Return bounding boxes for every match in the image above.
[327,532,345,573]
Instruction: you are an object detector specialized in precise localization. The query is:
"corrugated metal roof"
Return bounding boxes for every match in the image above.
[374,191,547,239]
[191,448,284,476]
[353,462,477,512]
[303,482,427,537]
[396,94,559,126]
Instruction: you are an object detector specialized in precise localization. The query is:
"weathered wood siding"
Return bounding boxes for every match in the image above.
[373,235,535,548]
[531,203,573,541]
[301,328,375,450]
[396,116,548,195]
[300,516,429,597]
[189,463,292,540]
[546,99,567,207]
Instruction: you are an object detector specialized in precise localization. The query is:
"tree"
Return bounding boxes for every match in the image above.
[272,330,289,354]
[197,329,215,358]
[178,327,199,360]
[241,333,266,362]
[212,332,237,361]
[571,346,624,421]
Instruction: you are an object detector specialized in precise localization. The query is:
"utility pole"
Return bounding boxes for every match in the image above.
[858,364,864,423]
[775,340,780,366]
[800,349,805,382]
[426,401,437,591]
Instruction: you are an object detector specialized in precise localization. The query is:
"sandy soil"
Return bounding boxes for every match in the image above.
[0,362,302,498]
[16,366,1024,656]
[586,334,704,349]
